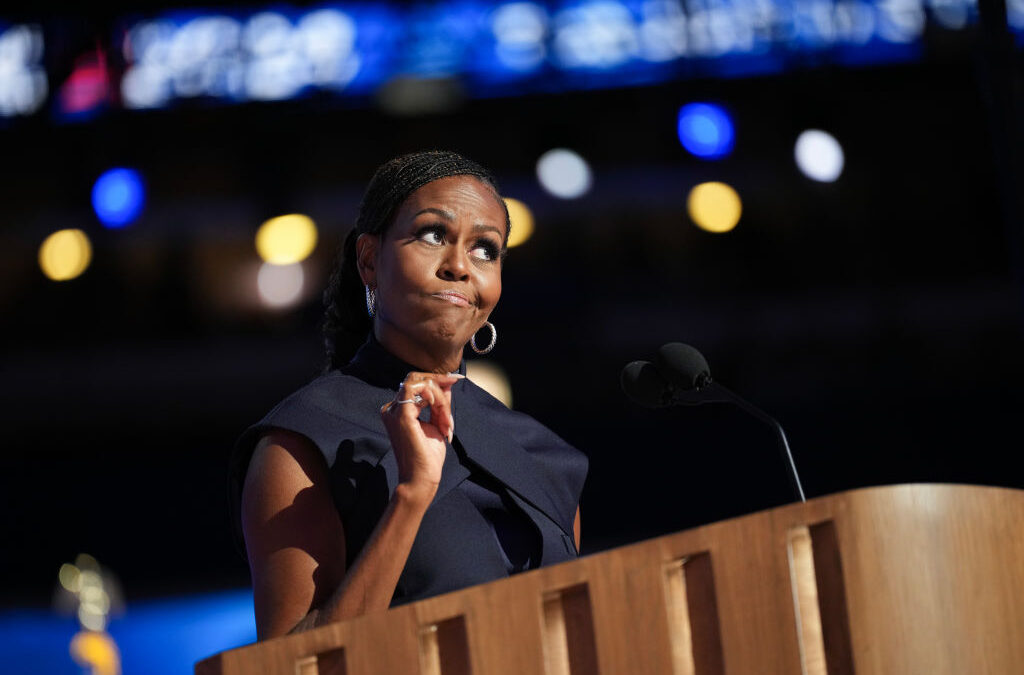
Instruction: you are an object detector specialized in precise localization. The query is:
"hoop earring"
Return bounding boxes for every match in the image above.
[470,321,497,354]
[365,285,376,318]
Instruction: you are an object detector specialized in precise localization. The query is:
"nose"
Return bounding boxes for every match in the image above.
[438,244,470,281]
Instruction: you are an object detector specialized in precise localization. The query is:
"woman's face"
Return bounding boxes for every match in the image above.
[358,175,507,366]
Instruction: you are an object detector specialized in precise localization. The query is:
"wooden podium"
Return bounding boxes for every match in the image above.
[196,484,1024,674]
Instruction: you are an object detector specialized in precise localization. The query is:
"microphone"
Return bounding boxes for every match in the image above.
[655,342,711,390]
[620,360,674,408]
[621,343,807,503]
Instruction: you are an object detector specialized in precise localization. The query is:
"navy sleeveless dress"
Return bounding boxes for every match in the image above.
[231,337,588,606]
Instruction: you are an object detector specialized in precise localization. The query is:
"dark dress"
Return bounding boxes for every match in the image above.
[230,337,588,606]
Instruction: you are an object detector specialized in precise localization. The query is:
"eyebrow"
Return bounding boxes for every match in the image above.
[413,208,506,239]
[414,207,454,220]
[473,223,505,238]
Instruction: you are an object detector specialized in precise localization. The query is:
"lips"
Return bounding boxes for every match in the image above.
[432,290,472,307]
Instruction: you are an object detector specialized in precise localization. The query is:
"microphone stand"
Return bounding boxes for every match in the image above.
[673,378,807,503]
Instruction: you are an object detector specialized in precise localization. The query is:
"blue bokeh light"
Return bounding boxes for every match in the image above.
[91,167,145,228]
[676,103,735,159]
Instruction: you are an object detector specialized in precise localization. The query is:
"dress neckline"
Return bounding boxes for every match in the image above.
[342,334,467,390]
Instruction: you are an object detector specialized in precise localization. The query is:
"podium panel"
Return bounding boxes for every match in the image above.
[197,484,1024,675]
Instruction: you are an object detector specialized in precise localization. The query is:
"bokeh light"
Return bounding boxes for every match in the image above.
[536,148,592,199]
[59,48,110,116]
[56,554,122,638]
[70,630,120,675]
[466,360,513,408]
[687,182,742,233]
[59,563,82,593]
[491,2,548,72]
[0,24,48,117]
[257,262,305,308]
[795,129,845,182]
[677,103,735,159]
[91,168,145,228]
[255,214,319,264]
[39,229,92,281]
[503,198,534,248]
[78,576,111,631]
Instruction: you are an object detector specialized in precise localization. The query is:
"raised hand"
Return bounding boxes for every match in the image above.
[379,372,462,501]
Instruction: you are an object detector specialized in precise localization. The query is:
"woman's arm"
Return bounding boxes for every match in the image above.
[241,373,459,640]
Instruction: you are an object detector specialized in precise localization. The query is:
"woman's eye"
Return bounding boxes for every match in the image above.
[416,227,445,245]
[471,241,501,261]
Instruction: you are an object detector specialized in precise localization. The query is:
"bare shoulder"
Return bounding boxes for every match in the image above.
[241,428,340,550]
[243,430,326,513]
[241,429,347,639]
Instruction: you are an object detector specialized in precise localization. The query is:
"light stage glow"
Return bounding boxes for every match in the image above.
[0,24,48,117]
[503,198,534,248]
[257,262,305,308]
[677,103,735,160]
[536,148,592,199]
[687,182,742,233]
[255,214,318,264]
[92,168,145,228]
[39,229,92,281]
[59,48,110,116]
[491,2,548,72]
[466,360,513,408]
[795,129,845,182]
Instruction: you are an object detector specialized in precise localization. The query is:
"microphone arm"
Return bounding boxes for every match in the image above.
[680,379,807,503]
[621,348,808,504]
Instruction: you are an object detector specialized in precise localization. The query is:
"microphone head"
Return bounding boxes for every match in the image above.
[655,342,711,390]
[620,360,671,408]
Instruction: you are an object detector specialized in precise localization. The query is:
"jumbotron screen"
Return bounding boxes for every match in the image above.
[1,0,1020,119]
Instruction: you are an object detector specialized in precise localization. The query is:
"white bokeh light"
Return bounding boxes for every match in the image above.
[535,148,592,199]
[491,3,549,72]
[0,24,48,117]
[794,129,845,183]
[257,261,304,308]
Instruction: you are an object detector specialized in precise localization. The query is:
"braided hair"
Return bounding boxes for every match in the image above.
[322,150,510,370]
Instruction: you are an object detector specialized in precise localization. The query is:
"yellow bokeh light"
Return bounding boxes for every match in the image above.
[70,630,121,675]
[687,182,742,233]
[255,214,318,264]
[39,229,92,281]
[503,198,534,248]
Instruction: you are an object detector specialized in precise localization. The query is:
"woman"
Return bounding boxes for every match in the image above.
[232,151,588,640]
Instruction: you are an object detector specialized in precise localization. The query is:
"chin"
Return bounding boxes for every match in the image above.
[421,318,471,350]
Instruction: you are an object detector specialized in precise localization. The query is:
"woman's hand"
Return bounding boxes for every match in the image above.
[380,372,462,503]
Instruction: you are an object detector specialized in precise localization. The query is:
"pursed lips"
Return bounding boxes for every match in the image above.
[431,290,472,307]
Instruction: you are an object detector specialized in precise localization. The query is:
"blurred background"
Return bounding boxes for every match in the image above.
[2,0,1022,672]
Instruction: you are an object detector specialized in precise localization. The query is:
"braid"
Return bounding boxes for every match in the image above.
[322,150,510,370]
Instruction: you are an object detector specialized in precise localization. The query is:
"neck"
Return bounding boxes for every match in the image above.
[374,324,463,374]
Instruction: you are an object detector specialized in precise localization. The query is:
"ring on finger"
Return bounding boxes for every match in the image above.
[394,393,425,406]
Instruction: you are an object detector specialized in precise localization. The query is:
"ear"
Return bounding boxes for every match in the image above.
[355,233,380,287]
